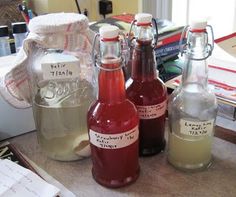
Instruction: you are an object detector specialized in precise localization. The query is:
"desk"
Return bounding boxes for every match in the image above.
[8,125,236,197]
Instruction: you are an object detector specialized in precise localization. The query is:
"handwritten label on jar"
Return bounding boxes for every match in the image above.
[180,119,214,136]
[136,100,167,120]
[42,61,80,80]
[89,126,139,149]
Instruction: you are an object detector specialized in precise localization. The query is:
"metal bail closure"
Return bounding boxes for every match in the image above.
[180,24,214,61]
[91,29,128,72]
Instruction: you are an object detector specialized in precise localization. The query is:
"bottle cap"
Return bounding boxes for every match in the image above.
[190,20,207,30]
[135,13,152,24]
[99,25,119,39]
[0,26,9,37]
[12,22,27,34]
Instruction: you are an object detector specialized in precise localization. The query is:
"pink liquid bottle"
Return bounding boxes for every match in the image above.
[126,13,167,156]
[87,25,140,188]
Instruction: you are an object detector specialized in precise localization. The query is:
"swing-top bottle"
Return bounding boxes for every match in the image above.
[87,25,140,188]
[126,13,167,156]
[168,20,218,171]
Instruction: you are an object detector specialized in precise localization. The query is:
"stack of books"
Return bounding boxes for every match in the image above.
[155,25,184,64]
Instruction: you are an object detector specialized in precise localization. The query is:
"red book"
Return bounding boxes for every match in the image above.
[156,25,184,46]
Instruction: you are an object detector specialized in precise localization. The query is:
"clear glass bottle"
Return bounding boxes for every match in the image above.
[0,26,11,57]
[126,13,167,156]
[12,22,28,53]
[168,21,218,171]
[87,25,140,188]
[30,48,95,161]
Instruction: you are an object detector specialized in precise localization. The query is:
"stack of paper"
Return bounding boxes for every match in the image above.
[0,159,60,197]
[208,32,236,105]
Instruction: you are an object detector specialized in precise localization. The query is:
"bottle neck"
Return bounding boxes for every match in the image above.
[181,31,209,89]
[131,25,157,81]
[98,40,126,103]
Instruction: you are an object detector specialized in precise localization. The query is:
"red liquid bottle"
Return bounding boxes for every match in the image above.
[126,13,167,156]
[87,25,140,188]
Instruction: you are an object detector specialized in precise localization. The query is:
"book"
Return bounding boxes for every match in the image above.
[157,27,184,47]
[155,40,183,57]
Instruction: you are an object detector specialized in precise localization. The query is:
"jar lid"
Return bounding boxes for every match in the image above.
[190,20,207,30]
[12,22,27,34]
[135,13,152,24]
[0,26,9,37]
[99,25,119,39]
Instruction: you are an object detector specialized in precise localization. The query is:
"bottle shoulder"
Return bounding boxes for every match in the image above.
[126,78,167,103]
[126,77,166,90]
[88,99,138,119]
[87,99,139,132]
[169,85,217,103]
[168,86,218,120]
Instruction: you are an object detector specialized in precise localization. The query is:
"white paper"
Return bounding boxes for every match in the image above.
[136,100,167,119]
[42,61,80,80]
[180,119,214,136]
[0,159,60,197]
[18,152,76,197]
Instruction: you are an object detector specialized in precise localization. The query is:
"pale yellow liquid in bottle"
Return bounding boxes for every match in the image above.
[168,130,213,171]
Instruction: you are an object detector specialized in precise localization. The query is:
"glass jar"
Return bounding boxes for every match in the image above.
[29,47,96,161]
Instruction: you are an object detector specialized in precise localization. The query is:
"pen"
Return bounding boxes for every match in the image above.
[18,4,30,24]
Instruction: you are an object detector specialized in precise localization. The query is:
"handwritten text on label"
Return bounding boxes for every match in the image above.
[136,100,167,119]
[89,126,139,149]
[42,60,80,80]
[180,119,214,136]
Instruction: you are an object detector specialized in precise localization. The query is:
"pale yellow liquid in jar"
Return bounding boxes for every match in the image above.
[168,131,213,171]
[34,103,89,161]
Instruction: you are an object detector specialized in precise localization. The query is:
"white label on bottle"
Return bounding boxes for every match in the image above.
[136,100,167,120]
[180,119,214,136]
[42,60,80,80]
[89,126,139,149]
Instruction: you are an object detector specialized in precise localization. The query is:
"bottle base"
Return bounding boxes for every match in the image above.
[139,140,166,157]
[167,157,212,172]
[92,167,140,188]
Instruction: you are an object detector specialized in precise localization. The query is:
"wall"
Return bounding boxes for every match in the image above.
[31,0,142,21]
[48,0,77,13]
[31,0,49,15]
